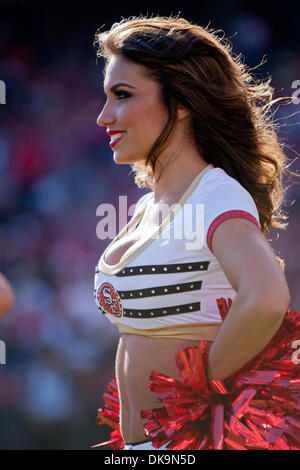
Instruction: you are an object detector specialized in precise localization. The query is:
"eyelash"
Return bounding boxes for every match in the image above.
[115,90,131,100]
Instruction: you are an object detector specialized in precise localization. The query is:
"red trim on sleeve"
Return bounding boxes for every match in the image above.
[207,210,261,254]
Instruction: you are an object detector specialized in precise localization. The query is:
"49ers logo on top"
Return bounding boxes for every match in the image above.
[96,282,123,317]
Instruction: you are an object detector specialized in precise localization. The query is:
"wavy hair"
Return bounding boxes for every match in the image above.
[94,15,300,270]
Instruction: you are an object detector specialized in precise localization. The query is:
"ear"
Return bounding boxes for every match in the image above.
[177,104,189,120]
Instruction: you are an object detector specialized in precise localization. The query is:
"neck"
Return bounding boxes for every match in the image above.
[152,148,209,204]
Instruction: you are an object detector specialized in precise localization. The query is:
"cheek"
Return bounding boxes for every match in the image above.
[117,101,138,125]
[119,97,168,136]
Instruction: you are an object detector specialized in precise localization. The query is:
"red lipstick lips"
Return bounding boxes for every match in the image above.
[107,130,126,149]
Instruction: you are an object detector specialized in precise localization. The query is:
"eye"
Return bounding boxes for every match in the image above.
[115,90,131,100]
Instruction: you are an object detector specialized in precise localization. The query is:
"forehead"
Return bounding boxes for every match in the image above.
[103,55,152,90]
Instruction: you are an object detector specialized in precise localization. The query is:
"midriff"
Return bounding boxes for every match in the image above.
[115,333,217,444]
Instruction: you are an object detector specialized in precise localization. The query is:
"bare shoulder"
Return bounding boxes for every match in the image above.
[211,218,290,312]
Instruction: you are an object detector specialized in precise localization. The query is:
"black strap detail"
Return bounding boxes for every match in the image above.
[114,261,210,276]
[122,301,200,318]
[118,280,202,299]
[95,261,209,275]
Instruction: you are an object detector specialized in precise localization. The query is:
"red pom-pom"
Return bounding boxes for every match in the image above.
[91,376,125,450]
[141,298,300,450]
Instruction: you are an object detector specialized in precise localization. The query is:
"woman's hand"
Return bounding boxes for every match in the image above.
[206,217,290,381]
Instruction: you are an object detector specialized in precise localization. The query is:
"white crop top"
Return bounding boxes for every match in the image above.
[94,164,261,338]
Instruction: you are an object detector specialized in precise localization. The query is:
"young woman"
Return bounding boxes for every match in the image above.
[93,15,297,450]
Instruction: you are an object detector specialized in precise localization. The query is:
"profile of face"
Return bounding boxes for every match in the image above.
[97,55,188,165]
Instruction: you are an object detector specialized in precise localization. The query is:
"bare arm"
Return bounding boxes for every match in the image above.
[207,218,290,381]
[0,273,15,319]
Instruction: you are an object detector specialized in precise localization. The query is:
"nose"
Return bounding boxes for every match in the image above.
[97,101,115,127]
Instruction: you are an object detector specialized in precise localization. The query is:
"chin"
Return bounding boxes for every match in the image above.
[113,153,132,164]
[113,152,145,165]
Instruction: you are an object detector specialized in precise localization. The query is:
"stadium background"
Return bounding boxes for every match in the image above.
[0,0,299,449]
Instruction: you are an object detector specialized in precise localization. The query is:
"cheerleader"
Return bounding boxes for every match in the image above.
[92,15,299,450]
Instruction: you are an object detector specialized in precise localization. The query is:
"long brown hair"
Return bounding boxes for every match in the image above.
[94,15,300,270]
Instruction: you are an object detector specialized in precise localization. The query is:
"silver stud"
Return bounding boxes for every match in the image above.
[163,310,167,314]
[190,284,194,288]
[139,292,143,296]
[176,308,180,312]
[163,267,167,271]
[139,268,143,272]
[121,294,124,297]
[122,270,125,273]
[138,312,142,316]
[188,265,192,269]
[150,312,154,316]
[152,267,156,271]
[130,293,133,296]
[176,286,180,290]
[189,306,193,310]
[177,266,180,270]
[130,312,133,315]
[200,265,203,269]
[151,290,155,294]
[164,288,168,292]
[130,269,133,272]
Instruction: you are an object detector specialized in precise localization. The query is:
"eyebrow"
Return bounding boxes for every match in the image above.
[104,82,136,94]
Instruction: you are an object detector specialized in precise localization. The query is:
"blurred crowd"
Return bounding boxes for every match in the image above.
[0,4,299,449]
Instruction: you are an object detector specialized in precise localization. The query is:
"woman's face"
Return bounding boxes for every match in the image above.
[97,55,170,165]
